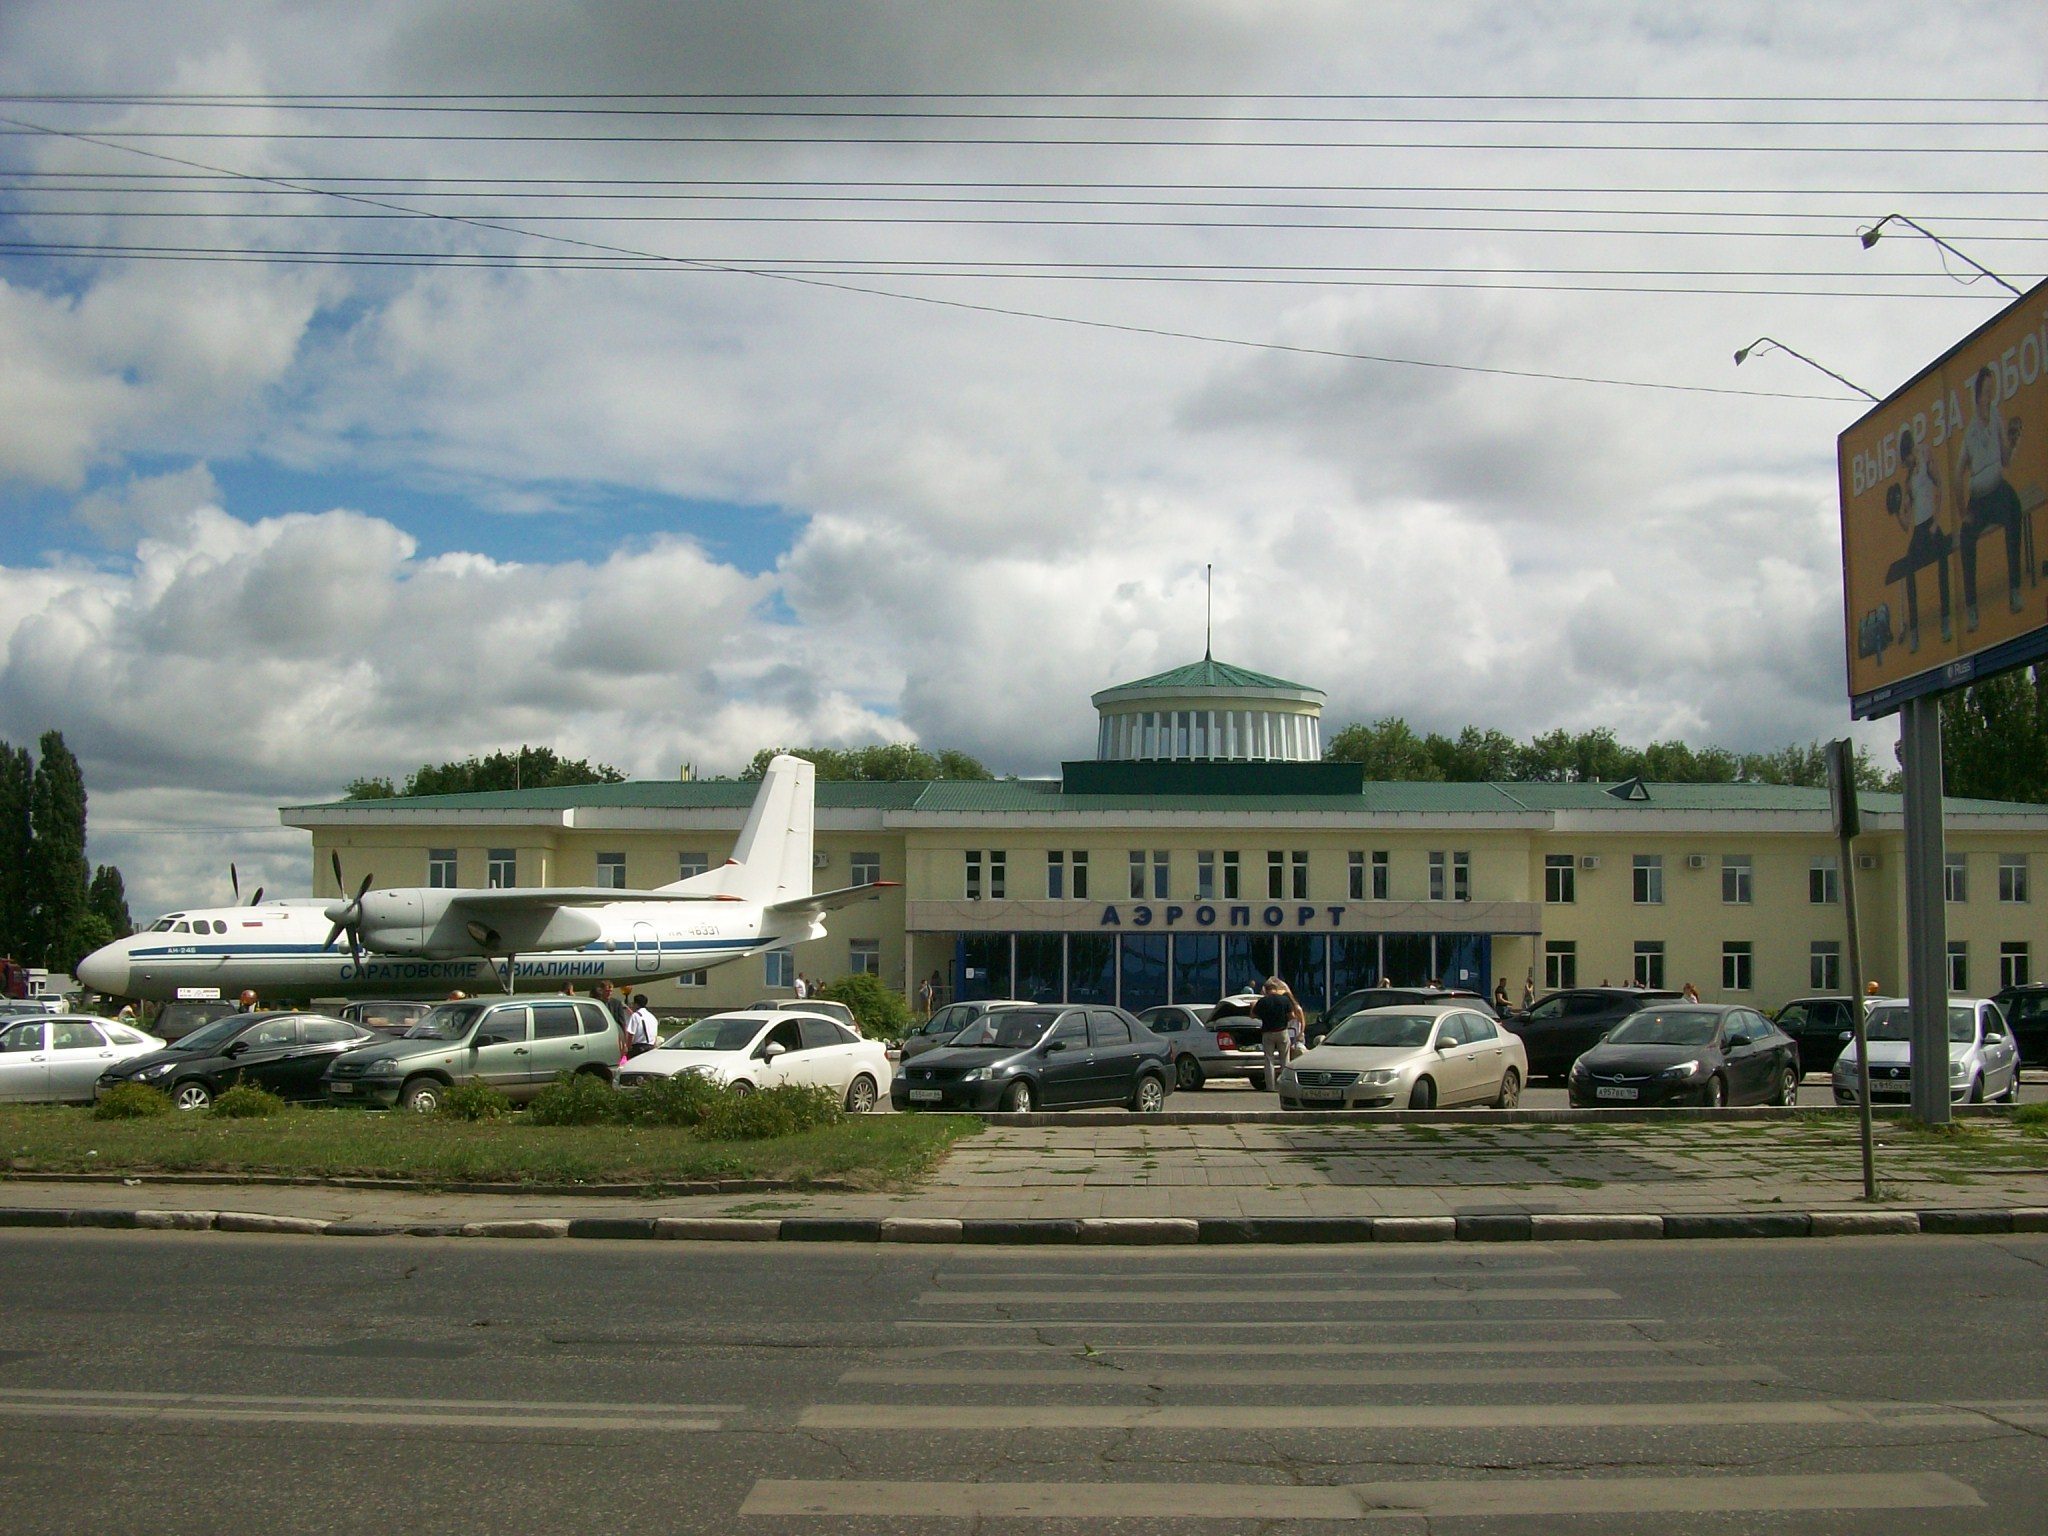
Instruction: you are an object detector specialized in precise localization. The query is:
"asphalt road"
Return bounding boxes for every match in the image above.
[2,1229,2043,1533]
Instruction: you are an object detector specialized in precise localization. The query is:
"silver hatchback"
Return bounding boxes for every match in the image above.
[1832,998,2020,1105]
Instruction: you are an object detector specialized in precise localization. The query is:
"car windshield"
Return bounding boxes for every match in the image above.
[403,1002,487,1041]
[948,1013,1056,1050]
[1605,1010,1721,1047]
[170,1015,252,1052]
[1864,1005,1975,1044]
[659,1017,763,1052]
[1322,1012,1435,1049]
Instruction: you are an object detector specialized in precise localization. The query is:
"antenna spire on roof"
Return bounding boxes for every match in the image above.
[1205,563,1213,661]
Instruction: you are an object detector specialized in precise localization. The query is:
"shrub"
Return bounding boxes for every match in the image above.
[438,1080,513,1122]
[818,972,910,1043]
[93,1083,173,1120]
[210,1082,287,1118]
[2015,1102,2047,1133]
[620,1069,721,1128]
[697,1083,842,1141]
[525,1070,626,1127]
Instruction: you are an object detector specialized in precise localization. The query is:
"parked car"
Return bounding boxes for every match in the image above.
[324,996,620,1112]
[1319,986,1497,1033]
[1277,1003,1526,1111]
[99,1010,377,1111]
[893,1005,1173,1113]
[1991,983,2048,1068]
[0,1014,163,1103]
[1568,1003,1799,1108]
[1832,997,2020,1106]
[1134,1002,1267,1089]
[746,998,862,1034]
[337,999,436,1037]
[1505,987,1684,1081]
[1770,996,1862,1076]
[619,1010,889,1112]
[144,997,241,1043]
[901,999,1034,1063]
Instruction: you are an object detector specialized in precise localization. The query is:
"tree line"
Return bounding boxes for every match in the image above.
[0,732,131,974]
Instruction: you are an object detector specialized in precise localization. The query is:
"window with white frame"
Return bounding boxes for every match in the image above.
[1544,940,1576,990]
[1632,940,1666,989]
[1048,851,1067,900]
[427,849,457,889]
[1150,851,1170,899]
[487,849,516,888]
[1452,851,1471,902]
[2001,942,2031,989]
[1633,855,1663,905]
[1199,851,1217,900]
[851,851,881,886]
[1370,850,1388,899]
[1722,854,1752,905]
[678,852,709,881]
[849,939,880,976]
[1222,850,1240,900]
[1544,854,1575,904]
[596,852,626,890]
[1945,854,1968,904]
[1071,851,1088,900]
[1348,851,1365,900]
[1999,854,2030,903]
[1947,941,1969,993]
[988,851,1006,899]
[764,951,794,988]
[966,851,984,901]
[1721,941,1753,991]
[1428,852,1446,902]
[1291,850,1308,898]
[1809,856,1840,905]
[676,969,708,987]
[1129,850,1147,899]
[1810,940,1841,992]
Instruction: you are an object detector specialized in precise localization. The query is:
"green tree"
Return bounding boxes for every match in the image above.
[0,742,30,959]
[26,731,90,969]
[742,744,993,782]
[343,776,396,800]
[1943,665,2048,803]
[341,747,628,800]
[817,971,912,1042]
[1324,718,1445,781]
[88,864,132,939]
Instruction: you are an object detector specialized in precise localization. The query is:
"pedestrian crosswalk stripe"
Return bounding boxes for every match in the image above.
[839,1363,1776,1387]
[895,1315,1664,1331]
[914,1286,1619,1305]
[0,1387,730,1432]
[741,1471,1983,1519]
[881,1337,1706,1357]
[799,1400,2004,1431]
[922,1264,1586,1283]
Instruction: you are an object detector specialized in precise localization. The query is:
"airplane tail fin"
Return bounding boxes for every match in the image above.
[663,753,815,905]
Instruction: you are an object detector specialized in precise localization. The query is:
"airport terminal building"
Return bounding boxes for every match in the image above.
[284,658,2048,1015]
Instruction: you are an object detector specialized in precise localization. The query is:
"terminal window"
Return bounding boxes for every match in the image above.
[428,849,456,889]
[849,940,880,977]
[596,852,626,889]
[2000,855,2030,903]
[764,952,793,988]
[1810,940,1841,991]
[1544,854,1575,904]
[1945,854,1968,904]
[1809,857,1840,905]
[1223,851,1241,900]
[1722,855,1752,905]
[487,849,516,888]
[1049,851,1067,900]
[2002,942,2031,989]
[1633,855,1663,905]
[1947,941,1969,993]
[1632,941,1665,989]
[1721,941,1753,992]
[1200,851,1217,901]
[678,852,709,881]
[851,851,881,886]
[1544,940,1576,990]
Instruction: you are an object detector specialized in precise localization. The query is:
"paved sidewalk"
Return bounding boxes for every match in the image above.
[2,1114,2044,1231]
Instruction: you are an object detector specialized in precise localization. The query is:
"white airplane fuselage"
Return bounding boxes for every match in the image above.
[75,896,807,1002]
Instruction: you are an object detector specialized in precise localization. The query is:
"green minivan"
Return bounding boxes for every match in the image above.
[322,996,620,1112]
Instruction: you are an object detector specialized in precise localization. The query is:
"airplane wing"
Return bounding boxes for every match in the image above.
[765,880,899,918]
[444,887,743,910]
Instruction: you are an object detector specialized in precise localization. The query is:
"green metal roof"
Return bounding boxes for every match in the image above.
[1095,657,1321,696]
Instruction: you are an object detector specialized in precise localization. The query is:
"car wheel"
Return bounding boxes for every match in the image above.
[1000,1078,1034,1113]
[1999,1066,2021,1103]
[1132,1074,1167,1114]
[1707,1075,1727,1109]
[728,1080,755,1098]
[1248,1071,1267,1092]
[1408,1076,1436,1111]
[1493,1069,1521,1110]
[844,1074,878,1114]
[171,1080,212,1112]
[398,1077,443,1114]
[1176,1054,1205,1091]
[1778,1065,1800,1108]
[1966,1074,1984,1104]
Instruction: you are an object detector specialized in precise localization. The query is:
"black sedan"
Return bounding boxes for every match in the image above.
[1770,995,1861,1076]
[1506,986,1683,1081]
[1567,1004,1799,1109]
[96,1010,377,1111]
[892,1004,1173,1113]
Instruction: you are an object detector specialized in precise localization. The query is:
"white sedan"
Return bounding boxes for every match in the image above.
[1277,1003,1528,1111]
[615,1010,891,1113]
[0,1014,165,1103]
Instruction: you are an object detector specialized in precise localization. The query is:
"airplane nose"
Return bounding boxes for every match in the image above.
[75,942,129,997]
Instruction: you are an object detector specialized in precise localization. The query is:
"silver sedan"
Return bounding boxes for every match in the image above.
[1277,1004,1527,1111]
[0,1014,164,1103]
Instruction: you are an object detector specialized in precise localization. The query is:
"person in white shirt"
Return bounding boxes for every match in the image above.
[626,995,660,1056]
[792,973,808,1000]
[1954,364,2029,630]
[1889,427,1953,652]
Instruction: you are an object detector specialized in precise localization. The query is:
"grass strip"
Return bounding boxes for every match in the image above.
[0,1106,983,1190]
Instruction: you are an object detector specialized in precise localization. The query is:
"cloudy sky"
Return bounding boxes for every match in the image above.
[0,0,2042,919]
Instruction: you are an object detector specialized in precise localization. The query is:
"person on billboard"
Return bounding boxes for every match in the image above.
[1885,426,1953,652]
[1954,363,2029,630]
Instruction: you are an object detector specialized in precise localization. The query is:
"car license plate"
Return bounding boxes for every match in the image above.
[1299,1087,1345,1101]
[909,1088,943,1103]
[1594,1085,1639,1100]
[329,1082,355,1094]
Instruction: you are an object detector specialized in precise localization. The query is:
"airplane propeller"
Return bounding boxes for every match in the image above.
[323,852,374,968]
[229,863,263,907]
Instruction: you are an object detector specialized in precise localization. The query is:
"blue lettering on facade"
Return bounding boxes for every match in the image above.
[1229,906,1250,927]
[1195,905,1215,926]
[1263,906,1284,927]
[1100,906,1121,926]
[1327,906,1345,927]
[1297,906,1316,927]
[1164,905,1184,925]
[1133,905,1153,926]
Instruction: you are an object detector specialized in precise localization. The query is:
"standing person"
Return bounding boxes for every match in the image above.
[1284,982,1307,1057]
[1954,364,2029,629]
[594,980,628,1032]
[793,971,809,1000]
[1682,981,1701,1003]
[237,989,258,1012]
[625,994,660,1057]
[1522,973,1535,1012]
[1252,978,1295,1092]
[1888,427,1953,652]
[917,972,937,1017]
[1493,977,1511,1015]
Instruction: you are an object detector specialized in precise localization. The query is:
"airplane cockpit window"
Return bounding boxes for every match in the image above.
[172,921,191,933]
[151,919,175,932]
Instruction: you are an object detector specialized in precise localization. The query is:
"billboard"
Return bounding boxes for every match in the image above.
[1840,277,2048,719]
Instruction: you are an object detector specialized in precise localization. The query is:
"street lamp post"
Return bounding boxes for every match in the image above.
[1733,338,1879,400]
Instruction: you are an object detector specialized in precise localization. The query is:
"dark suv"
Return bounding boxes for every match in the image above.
[1312,987,1497,1047]
[1505,987,1682,1081]
[1992,983,2048,1067]
[1770,996,1861,1076]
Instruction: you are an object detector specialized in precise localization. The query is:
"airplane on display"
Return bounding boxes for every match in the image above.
[74,755,888,1003]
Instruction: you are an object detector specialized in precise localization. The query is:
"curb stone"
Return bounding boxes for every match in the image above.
[5,1205,2045,1245]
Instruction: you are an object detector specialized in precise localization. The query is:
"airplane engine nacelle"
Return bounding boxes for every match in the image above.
[354,889,442,955]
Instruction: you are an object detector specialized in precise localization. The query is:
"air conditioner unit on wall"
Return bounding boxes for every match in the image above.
[1580,855,1601,870]
[813,851,830,869]
[1857,853,1879,870]
[1686,854,1708,870]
